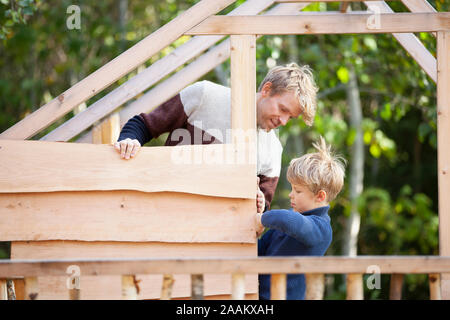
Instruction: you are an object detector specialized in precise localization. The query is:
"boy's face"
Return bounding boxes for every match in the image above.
[289,183,324,213]
[256,82,302,132]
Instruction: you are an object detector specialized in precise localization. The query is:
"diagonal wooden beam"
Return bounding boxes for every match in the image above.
[41,0,277,142]
[401,0,437,37]
[365,1,436,82]
[76,2,309,143]
[185,13,450,35]
[0,0,236,140]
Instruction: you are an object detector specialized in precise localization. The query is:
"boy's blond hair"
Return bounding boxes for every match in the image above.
[258,63,318,126]
[287,137,346,202]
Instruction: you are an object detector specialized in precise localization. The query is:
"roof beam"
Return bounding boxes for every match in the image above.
[186,13,450,35]
[365,1,436,82]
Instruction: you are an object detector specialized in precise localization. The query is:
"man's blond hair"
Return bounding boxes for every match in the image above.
[287,137,346,202]
[258,62,318,126]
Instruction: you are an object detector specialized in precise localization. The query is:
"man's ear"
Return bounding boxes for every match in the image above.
[316,190,327,203]
[261,82,272,97]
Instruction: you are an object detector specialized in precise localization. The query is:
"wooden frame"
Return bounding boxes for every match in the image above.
[1,0,449,300]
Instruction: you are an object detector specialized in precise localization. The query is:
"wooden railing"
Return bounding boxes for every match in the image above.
[1,256,449,300]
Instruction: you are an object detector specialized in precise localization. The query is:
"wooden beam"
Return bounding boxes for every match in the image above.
[270,274,287,300]
[191,274,204,300]
[41,0,277,142]
[389,274,404,300]
[437,31,450,300]
[231,273,246,300]
[186,13,450,35]
[429,273,441,300]
[24,277,38,300]
[0,0,236,140]
[277,0,400,2]
[122,275,139,300]
[0,279,6,300]
[0,192,256,243]
[305,274,325,300]
[364,1,436,82]
[160,274,175,300]
[2,256,450,277]
[346,274,363,300]
[230,35,257,168]
[0,140,255,199]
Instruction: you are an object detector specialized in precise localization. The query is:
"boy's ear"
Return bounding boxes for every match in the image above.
[316,190,327,202]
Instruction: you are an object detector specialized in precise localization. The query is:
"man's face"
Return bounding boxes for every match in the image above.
[256,82,302,132]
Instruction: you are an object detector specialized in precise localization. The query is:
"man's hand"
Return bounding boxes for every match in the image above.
[113,138,141,160]
[256,177,265,214]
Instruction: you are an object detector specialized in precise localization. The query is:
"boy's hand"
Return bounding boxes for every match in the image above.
[113,138,141,160]
[255,212,264,238]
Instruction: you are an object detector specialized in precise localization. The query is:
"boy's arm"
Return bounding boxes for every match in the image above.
[261,209,330,247]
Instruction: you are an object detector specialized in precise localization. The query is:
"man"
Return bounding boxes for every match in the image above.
[114,63,318,211]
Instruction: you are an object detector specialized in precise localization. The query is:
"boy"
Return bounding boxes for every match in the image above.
[256,136,346,300]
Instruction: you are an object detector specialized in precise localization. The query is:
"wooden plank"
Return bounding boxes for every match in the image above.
[160,274,175,300]
[10,241,257,300]
[122,275,139,300]
[429,273,441,300]
[346,274,363,300]
[0,191,256,243]
[41,0,277,143]
[186,13,450,35]
[231,273,246,300]
[0,0,236,140]
[437,31,450,300]
[191,274,204,300]
[24,277,38,300]
[305,273,325,300]
[389,274,404,300]
[230,35,257,168]
[3,256,450,278]
[364,1,436,82]
[270,274,287,300]
[0,140,255,199]
[0,279,6,300]
[276,0,400,1]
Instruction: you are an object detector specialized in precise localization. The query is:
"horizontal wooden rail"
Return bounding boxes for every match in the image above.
[1,256,450,277]
[186,13,450,35]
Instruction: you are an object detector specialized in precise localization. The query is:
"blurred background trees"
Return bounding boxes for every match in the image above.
[1,0,448,299]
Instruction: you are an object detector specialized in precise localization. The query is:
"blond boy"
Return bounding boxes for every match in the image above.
[256,137,346,300]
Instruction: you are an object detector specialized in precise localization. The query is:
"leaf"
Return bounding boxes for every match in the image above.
[336,66,349,83]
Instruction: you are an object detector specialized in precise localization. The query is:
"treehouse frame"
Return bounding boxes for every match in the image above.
[0,0,449,300]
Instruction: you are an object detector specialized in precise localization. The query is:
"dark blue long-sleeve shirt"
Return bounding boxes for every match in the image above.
[258,205,332,300]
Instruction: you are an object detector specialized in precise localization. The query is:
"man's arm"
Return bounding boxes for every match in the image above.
[258,175,279,211]
[261,209,331,247]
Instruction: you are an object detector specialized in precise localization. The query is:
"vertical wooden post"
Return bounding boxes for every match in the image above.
[191,274,204,300]
[270,274,287,300]
[305,274,325,300]
[121,275,139,300]
[92,113,120,144]
[0,279,7,300]
[230,35,257,167]
[6,280,16,300]
[437,30,450,300]
[389,274,404,300]
[160,274,175,300]
[24,277,39,300]
[346,274,363,300]
[231,273,246,300]
[429,273,442,300]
